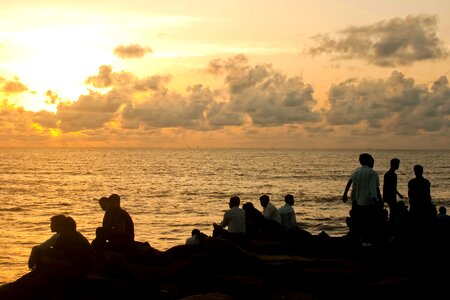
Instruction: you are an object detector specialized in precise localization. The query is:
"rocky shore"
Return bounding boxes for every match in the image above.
[1,234,448,300]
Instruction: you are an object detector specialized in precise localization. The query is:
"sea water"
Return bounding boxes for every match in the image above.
[0,148,449,284]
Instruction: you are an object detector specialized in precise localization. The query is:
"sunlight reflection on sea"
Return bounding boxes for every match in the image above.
[0,148,449,284]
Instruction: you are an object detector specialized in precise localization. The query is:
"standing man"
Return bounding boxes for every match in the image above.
[383,158,404,221]
[342,153,382,244]
[408,164,436,231]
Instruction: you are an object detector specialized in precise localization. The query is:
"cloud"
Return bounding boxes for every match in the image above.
[55,89,130,132]
[325,71,450,135]
[85,65,170,91]
[113,44,152,59]
[3,55,449,148]
[206,55,322,126]
[53,55,322,132]
[1,80,28,94]
[308,14,449,66]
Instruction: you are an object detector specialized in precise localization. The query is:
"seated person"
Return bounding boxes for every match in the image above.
[185,229,207,246]
[213,196,247,245]
[28,216,91,278]
[278,194,298,232]
[92,194,135,254]
[28,214,67,271]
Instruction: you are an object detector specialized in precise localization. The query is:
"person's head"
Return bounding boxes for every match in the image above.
[191,229,201,236]
[413,164,423,177]
[109,194,121,207]
[65,216,77,231]
[50,215,67,233]
[284,194,295,206]
[390,158,400,170]
[359,153,373,167]
[439,206,447,215]
[229,196,240,208]
[99,197,110,211]
[259,194,270,207]
[242,202,255,212]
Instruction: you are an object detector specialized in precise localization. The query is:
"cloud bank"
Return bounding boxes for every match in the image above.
[308,14,448,66]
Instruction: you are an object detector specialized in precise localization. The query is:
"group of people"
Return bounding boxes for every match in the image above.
[342,152,448,246]
[209,193,309,246]
[25,194,137,287]
[25,155,449,285]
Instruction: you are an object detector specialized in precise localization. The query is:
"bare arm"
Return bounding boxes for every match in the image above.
[342,179,353,203]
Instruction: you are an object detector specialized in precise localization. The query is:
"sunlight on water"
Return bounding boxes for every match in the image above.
[0,148,449,284]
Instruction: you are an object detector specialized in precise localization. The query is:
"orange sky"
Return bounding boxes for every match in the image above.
[1,0,450,148]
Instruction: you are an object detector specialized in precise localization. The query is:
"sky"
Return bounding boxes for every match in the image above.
[1,0,450,149]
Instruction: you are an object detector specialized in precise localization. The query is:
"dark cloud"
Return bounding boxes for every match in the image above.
[121,84,213,129]
[55,57,322,132]
[45,90,59,105]
[325,71,450,135]
[207,55,322,126]
[32,110,58,128]
[8,56,448,148]
[85,65,170,91]
[2,80,28,94]
[308,14,448,66]
[113,44,152,59]
[55,90,130,132]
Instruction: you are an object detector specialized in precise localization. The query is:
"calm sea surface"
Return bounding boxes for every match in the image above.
[1,148,449,284]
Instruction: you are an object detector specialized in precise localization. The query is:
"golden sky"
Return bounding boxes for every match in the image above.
[1,0,450,148]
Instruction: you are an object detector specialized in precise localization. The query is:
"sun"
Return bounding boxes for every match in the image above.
[1,20,118,112]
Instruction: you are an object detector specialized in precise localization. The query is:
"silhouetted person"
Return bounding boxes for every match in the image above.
[18,215,91,297]
[28,214,67,271]
[342,153,382,244]
[278,194,298,232]
[50,216,92,273]
[408,165,436,232]
[259,194,281,224]
[185,229,207,246]
[436,206,450,241]
[259,195,285,239]
[383,158,404,221]
[389,201,412,246]
[92,194,135,254]
[213,196,247,245]
[242,202,266,238]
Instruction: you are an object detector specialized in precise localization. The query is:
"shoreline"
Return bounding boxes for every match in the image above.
[1,233,449,299]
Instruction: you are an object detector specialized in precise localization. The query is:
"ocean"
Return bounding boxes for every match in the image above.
[0,148,449,284]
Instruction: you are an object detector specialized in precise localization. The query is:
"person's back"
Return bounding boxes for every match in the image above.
[243,202,265,238]
[437,206,450,236]
[259,195,282,224]
[350,154,379,206]
[213,196,247,245]
[408,165,432,212]
[52,216,91,271]
[220,196,246,234]
[106,194,135,243]
[342,153,382,244]
[408,165,436,232]
[278,194,297,232]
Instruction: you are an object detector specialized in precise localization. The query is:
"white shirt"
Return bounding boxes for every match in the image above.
[220,206,246,233]
[263,202,282,224]
[350,165,379,206]
[278,204,297,231]
[185,236,200,246]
